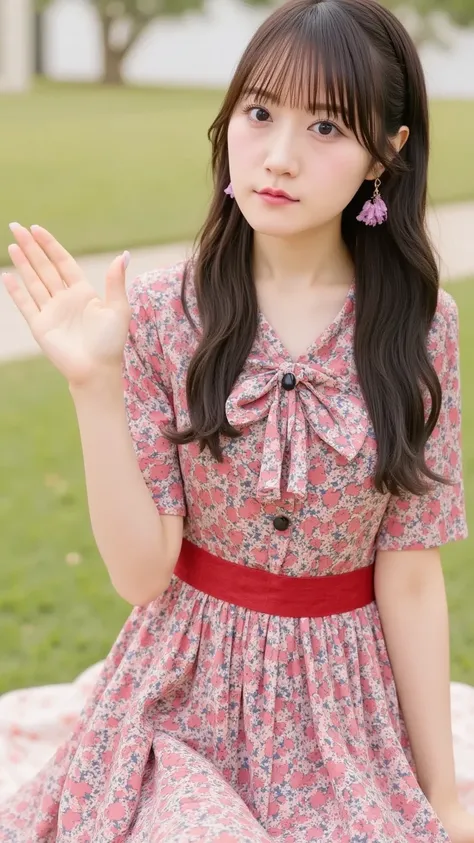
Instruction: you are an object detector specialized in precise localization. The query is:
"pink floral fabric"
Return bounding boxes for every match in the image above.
[225,304,369,501]
[0,262,468,842]
[1,665,474,819]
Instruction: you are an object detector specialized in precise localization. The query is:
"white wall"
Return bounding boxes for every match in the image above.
[0,0,34,92]
[422,25,474,97]
[43,0,474,97]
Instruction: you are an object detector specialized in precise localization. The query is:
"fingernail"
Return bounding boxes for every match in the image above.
[9,222,21,231]
[31,225,41,232]
[122,251,131,270]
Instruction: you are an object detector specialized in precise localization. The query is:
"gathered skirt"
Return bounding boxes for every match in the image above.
[0,546,473,841]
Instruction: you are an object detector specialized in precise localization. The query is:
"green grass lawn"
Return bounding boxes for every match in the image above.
[0,80,473,267]
[0,279,473,693]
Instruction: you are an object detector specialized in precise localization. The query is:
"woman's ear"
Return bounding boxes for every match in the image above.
[393,125,410,153]
[365,125,410,181]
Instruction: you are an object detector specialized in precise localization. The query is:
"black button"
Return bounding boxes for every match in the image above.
[281,373,296,391]
[273,515,290,531]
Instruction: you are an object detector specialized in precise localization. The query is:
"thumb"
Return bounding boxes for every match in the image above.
[104,251,130,308]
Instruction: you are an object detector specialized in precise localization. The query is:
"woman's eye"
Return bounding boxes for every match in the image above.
[248,106,271,123]
[312,121,340,137]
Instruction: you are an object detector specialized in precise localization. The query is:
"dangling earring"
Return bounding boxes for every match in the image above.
[224,183,235,199]
[356,178,387,226]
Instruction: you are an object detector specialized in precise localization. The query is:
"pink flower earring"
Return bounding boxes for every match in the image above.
[356,178,387,226]
[224,183,235,199]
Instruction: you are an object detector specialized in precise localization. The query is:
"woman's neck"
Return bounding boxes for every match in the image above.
[252,221,353,293]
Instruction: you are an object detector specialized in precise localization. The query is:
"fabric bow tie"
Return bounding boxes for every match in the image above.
[225,362,368,501]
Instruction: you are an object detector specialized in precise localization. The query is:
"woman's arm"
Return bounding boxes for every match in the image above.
[70,371,183,607]
[374,547,458,812]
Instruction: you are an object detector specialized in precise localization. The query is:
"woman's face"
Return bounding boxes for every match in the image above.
[227,87,379,239]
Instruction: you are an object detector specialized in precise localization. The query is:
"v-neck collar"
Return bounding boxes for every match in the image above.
[257,282,356,366]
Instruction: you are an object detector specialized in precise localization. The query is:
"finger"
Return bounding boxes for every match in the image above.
[104,251,131,308]
[1,272,40,325]
[8,244,52,309]
[29,225,84,287]
[9,223,64,295]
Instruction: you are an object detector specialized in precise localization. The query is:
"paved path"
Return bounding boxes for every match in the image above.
[0,202,473,363]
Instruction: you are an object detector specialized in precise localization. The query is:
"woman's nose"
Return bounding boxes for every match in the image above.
[263,129,299,178]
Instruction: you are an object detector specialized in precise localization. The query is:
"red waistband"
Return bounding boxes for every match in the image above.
[174,539,375,618]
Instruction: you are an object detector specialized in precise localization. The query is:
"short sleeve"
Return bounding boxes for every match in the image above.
[122,275,186,516]
[375,290,468,551]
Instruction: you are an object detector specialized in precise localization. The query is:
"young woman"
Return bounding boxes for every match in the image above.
[1,0,472,840]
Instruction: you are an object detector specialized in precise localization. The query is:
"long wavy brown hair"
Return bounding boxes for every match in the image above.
[168,0,448,497]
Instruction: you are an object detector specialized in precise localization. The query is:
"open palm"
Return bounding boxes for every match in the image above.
[2,224,131,385]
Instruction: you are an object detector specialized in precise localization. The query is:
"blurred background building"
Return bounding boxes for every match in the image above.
[3,0,474,95]
[37,0,474,96]
[0,0,33,92]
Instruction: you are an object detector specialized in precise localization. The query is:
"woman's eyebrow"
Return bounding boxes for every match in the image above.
[241,88,343,115]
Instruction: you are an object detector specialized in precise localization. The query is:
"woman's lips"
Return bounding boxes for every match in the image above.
[256,188,299,205]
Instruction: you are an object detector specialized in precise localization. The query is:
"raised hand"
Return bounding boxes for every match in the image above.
[2,224,131,386]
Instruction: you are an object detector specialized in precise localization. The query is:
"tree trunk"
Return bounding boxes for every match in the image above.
[35,12,44,76]
[99,14,149,86]
[103,46,124,85]
[100,15,125,85]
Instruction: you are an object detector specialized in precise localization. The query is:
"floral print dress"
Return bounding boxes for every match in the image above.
[0,262,468,842]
